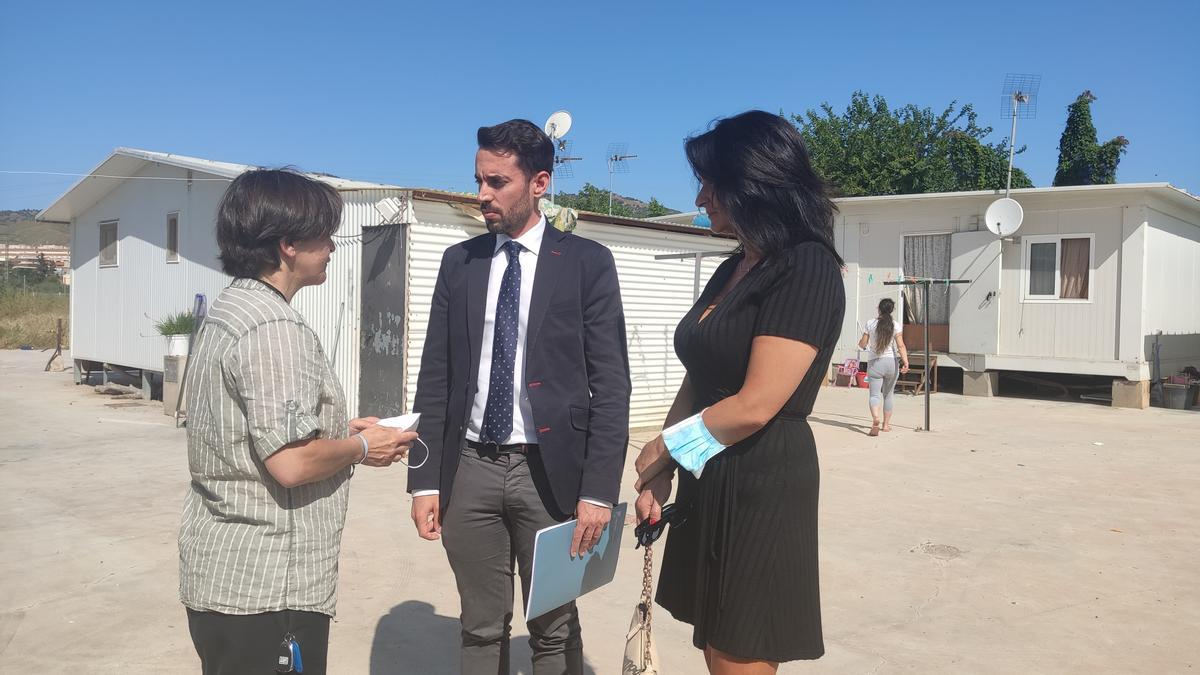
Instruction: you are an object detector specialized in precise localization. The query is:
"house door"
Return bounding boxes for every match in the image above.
[949,231,1002,355]
[901,233,952,351]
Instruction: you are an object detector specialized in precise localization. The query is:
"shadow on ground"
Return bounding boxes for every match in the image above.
[369,601,597,675]
[808,415,873,435]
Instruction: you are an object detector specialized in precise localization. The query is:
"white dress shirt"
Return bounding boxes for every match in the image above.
[413,216,609,508]
[464,216,544,446]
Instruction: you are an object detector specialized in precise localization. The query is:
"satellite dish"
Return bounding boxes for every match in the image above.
[544,110,572,140]
[985,197,1023,236]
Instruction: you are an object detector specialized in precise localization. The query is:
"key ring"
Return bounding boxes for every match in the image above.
[634,503,688,548]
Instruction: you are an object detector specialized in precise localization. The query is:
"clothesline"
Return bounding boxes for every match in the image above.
[883,277,970,286]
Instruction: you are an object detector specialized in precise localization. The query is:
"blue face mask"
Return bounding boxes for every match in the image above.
[662,409,727,478]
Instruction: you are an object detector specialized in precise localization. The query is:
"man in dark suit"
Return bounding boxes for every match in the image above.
[408,119,631,675]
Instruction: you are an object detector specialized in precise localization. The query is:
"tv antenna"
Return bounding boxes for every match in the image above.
[553,140,582,201]
[606,143,637,215]
[543,111,579,205]
[986,73,1041,237]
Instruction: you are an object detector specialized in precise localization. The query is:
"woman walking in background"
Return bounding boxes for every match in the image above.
[858,298,908,436]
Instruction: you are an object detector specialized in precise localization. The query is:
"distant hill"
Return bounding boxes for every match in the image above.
[0,210,69,246]
[0,209,38,223]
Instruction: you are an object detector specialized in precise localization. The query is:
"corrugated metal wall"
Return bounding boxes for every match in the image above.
[69,163,229,372]
[572,220,729,428]
[996,206,1122,361]
[65,170,730,429]
[400,201,732,431]
[403,206,481,415]
[292,188,409,417]
[837,194,1135,370]
[1143,207,1200,334]
[837,209,964,367]
[69,174,404,414]
[1143,205,1200,375]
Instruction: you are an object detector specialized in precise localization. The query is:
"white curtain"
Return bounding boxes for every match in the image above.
[1060,238,1090,299]
[902,234,952,324]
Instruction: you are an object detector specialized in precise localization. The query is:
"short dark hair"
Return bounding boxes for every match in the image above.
[215,169,342,278]
[685,110,842,265]
[477,119,554,179]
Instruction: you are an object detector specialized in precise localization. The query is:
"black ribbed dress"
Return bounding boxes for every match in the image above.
[656,241,845,662]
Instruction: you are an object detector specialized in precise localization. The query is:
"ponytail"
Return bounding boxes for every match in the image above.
[873,298,895,353]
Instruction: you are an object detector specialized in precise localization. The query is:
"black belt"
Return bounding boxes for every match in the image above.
[466,439,539,455]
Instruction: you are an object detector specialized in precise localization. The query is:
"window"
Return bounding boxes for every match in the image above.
[1022,234,1093,301]
[166,213,180,263]
[99,220,118,267]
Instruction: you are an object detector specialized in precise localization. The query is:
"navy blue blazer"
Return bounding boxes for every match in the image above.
[407,225,631,516]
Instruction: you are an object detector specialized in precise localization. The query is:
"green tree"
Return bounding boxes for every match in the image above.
[792,92,1032,197]
[556,183,625,216]
[554,184,678,218]
[35,252,54,281]
[1052,91,1129,186]
[643,197,671,218]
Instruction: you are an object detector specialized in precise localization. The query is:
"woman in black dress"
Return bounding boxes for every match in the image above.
[634,110,845,674]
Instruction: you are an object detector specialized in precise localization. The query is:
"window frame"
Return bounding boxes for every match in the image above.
[99,220,119,268]
[166,212,180,263]
[1020,233,1095,303]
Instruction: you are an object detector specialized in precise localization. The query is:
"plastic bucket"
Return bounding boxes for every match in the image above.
[855,371,869,388]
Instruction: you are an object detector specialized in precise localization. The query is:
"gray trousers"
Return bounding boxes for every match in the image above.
[441,446,583,675]
[867,357,899,413]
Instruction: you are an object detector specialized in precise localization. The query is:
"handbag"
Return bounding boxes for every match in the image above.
[622,545,661,674]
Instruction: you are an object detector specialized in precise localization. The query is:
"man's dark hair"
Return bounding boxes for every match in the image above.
[215,168,342,278]
[477,119,554,179]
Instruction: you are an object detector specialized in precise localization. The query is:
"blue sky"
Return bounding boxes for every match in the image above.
[2,0,1197,212]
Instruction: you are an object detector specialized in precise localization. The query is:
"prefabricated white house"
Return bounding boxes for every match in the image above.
[37,148,735,427]
[656,184,1200,407]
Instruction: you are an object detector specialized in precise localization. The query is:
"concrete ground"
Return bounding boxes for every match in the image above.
[0,349,1196,674]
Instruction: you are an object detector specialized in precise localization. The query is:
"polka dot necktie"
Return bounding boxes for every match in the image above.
[481,240,522,444]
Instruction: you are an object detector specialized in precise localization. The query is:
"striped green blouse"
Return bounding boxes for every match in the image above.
[178,278,351,617]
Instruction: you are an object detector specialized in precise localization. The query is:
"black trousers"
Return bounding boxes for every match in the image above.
[186,608,330,675]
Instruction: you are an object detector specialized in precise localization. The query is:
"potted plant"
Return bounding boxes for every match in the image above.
[155,310,196,357]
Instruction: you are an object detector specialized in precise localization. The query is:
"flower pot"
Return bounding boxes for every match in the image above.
[166,334,190,357]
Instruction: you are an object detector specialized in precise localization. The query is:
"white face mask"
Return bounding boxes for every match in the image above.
[662,409,728,479]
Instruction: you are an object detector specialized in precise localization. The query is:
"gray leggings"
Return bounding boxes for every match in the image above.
[867,358,899,413]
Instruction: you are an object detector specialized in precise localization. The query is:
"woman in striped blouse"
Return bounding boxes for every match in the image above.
[179,169,415,674]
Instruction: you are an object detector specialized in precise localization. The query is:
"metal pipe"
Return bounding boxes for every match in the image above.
[923,280,931,431]
[607,158,614,216]
[1006,105,1018,198]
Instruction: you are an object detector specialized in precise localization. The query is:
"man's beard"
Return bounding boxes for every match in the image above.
[484,195,536,236]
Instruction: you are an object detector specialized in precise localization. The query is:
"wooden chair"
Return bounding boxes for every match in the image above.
[896,354,938,396]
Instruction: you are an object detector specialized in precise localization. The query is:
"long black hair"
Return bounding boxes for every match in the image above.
[685,110,842,265]
[873,298,896,353]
